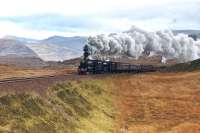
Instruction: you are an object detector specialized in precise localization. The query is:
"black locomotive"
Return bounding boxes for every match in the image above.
[78,45,158,74]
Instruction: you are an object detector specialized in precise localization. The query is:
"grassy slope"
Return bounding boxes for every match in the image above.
[0,80,116,133]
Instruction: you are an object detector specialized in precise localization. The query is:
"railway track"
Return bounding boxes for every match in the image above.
[0,73,85,95]
[0,74,75,84]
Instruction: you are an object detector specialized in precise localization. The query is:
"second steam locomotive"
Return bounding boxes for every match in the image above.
[78,45,158,74]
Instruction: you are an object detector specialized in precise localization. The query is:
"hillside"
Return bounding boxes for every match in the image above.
[0,80,116,133]
[113,72,200,133]
[41,36,86,51]
[3,35,87,61]
[3,35,39,44]
[163,58,200,72]
[26,43,82,61]
[0,71,199,132]
[0,39,48,68]
[173,30,200,39]
[0,39,38,58]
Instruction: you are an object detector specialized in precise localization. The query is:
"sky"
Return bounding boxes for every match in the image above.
[0,0,199,39]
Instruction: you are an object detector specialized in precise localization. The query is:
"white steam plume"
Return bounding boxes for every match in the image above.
[87,26,200,63]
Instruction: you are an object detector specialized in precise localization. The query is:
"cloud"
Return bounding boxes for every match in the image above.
[0,20,95,39]
[0,0,199,38]
[0,14,99,31]
[0,0,177,16]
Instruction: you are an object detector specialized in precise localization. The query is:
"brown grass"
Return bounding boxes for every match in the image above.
[111,71,200,133]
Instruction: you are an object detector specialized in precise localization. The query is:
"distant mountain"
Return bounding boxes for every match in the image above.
[3,35,39,44]
[26,43,82,61]
[173,30,200,39]
[0,39,38,58]
[30,36,87,61]
[0,39,47,68]
[41,36,86,51]
[3,35,87,61]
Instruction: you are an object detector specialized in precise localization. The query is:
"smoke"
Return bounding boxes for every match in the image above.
[87,26,200,63]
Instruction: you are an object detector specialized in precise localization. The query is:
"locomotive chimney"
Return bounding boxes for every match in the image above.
[83,45,90,60]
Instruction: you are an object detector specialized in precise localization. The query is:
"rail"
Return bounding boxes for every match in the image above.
[0,74,74,84]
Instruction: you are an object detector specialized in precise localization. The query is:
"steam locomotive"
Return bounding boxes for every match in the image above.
[78,45,158,74]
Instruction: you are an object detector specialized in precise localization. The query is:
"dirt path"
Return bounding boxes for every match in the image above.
[112,72,200,133]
